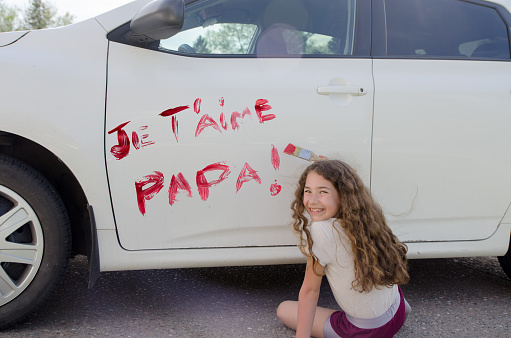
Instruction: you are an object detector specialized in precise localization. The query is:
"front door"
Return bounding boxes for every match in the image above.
[105,0,374,250]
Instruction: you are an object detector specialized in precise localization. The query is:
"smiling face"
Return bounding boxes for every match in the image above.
[303,170,341,222]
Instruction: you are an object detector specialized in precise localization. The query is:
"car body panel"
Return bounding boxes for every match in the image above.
[372,59,511,242]
[488,0,511,12]
[0,20,117,231]
[105,42,374,250]
[97,221,511,271]
[0,30,29,47]
[0,0,509,272]
[94,0,148,32]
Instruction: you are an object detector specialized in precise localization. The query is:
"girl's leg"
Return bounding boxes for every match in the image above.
[277,300,337,338]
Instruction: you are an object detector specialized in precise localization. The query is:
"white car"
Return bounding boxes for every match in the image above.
[1,0,510,328]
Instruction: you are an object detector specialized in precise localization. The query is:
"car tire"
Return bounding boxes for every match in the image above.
[0,154,71,329]
[498,236,511,280]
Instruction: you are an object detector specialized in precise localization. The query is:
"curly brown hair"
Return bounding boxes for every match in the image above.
[291,160,410,292]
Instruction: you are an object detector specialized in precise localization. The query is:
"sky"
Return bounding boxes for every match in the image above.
[4,0,134,23]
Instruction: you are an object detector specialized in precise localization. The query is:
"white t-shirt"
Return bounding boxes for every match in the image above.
[310,218,399,319]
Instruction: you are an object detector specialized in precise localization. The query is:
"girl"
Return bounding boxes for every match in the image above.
[277,160,411,338]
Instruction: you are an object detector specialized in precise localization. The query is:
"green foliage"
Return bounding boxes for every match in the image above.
[304,37,332,55]
[203,24,256,54]
[192,35,211,54]
[22,0,57,30]
[53,12,74,28]
[0,1,17,32]
[298,31,341,55]
[0,0,74,32]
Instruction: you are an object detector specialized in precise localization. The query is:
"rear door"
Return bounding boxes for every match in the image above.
[371,0,511,242]
[105,0,374,250]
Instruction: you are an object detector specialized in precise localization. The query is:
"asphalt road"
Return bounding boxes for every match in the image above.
[3,255,510,337]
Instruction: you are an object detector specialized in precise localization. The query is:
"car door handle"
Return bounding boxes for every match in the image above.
[317,85,367,96]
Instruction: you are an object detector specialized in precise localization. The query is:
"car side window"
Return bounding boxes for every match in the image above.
[385,0,510,59]
[160,0,357,57]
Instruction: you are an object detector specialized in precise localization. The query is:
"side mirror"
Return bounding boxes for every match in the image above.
[130,0,184,42]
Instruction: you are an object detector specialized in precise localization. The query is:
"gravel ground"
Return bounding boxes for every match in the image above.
[2,255,510,337]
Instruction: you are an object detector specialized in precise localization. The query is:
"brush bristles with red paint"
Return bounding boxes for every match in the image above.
[283,143,327,162]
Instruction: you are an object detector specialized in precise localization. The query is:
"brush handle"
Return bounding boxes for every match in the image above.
[310,153,327,161]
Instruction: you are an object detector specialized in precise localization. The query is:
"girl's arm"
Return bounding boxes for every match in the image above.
[296,257,325,338]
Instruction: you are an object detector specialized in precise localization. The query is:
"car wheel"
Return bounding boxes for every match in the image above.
[0,154,71,328]
[498,236,511,280]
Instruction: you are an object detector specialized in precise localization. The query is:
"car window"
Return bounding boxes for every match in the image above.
[161,23,258,54]
[159,0,357,57]
[384,0,510,59]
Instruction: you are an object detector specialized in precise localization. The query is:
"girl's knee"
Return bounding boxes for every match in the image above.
[276,300,291,319]
[276,300,298,325]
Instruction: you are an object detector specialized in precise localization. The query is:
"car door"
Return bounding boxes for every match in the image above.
[105,0,374,250]
[371,0,511,242]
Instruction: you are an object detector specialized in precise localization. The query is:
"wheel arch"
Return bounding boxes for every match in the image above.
[0,131,93,260]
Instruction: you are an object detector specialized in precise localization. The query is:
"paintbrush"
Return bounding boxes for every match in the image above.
[283,143,327,162]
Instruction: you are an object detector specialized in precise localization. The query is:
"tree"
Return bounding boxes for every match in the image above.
[21,0,73,30]
[0,1,18,32]
[52,12,73,28]
[204,24,255,54]
[22,0,55,30]
[0,0,74,32]
[192,35,211,54]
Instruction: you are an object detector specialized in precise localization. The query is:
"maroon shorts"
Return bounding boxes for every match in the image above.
[324,286,406,338]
